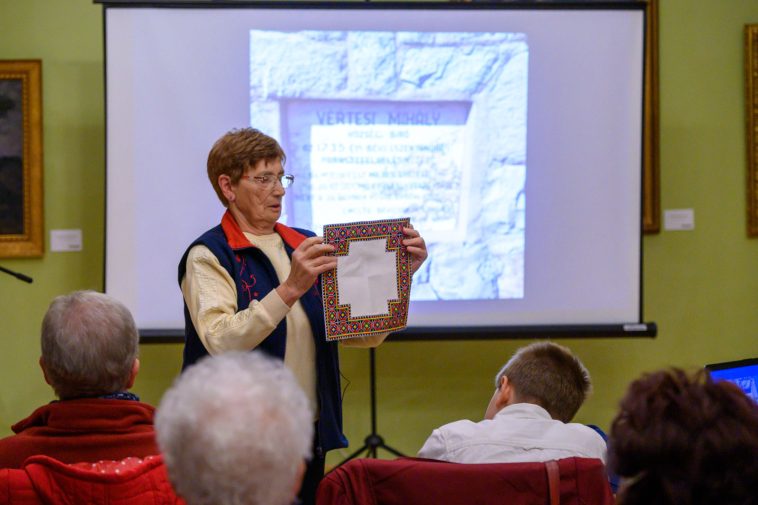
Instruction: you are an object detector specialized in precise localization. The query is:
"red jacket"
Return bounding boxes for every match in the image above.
[0,399,158,468]
[0,455,184,505]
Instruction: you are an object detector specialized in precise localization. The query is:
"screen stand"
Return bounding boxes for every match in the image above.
[333,347,404,468]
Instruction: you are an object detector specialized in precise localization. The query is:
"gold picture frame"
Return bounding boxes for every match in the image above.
[0,60,43,257]
[746,25,758,237]
[642,0,660,234]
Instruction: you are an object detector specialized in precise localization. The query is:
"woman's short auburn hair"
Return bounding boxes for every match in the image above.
[207,128,286,206]
[609,368,758,505]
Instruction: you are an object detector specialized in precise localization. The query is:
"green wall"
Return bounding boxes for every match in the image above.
[1,0,757,468]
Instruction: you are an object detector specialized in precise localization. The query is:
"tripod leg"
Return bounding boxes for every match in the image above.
[378,442,406,458]
[332,444,370,469]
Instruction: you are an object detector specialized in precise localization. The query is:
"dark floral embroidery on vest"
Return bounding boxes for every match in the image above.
[239,258,258,302]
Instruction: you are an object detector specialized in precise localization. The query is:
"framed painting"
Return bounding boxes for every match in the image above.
[746,25,758,237]
[0,60,43,257]
[642,0,660,234]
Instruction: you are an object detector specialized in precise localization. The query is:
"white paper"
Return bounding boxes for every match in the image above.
[336,238,398,317]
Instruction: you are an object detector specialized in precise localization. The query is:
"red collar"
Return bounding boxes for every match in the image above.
[221,210,307,250]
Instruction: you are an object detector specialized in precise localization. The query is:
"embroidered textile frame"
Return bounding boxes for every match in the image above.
[322,218,412,341]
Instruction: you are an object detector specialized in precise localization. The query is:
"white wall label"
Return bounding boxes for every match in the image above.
[663,209,695,231]
[50,229,83,252]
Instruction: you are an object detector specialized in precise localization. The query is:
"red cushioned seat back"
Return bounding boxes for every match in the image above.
[317,456,613,505]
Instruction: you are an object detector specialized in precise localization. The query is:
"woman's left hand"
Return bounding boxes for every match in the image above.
[402,225,428,275]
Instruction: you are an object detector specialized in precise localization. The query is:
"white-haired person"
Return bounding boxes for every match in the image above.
[0,290,158,467]
[418,341,607,464]
[155,351,313,505]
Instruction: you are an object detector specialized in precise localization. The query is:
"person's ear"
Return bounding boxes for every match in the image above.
[485,375,513,420]
[495,375,513,409]
[39,357,52,386]
[218,174,236,204]
[125,358,140,390]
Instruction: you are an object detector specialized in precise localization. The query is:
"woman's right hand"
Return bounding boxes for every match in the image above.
[277,236,337,306]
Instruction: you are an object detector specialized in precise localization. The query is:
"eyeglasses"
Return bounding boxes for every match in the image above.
[240,174,295,189]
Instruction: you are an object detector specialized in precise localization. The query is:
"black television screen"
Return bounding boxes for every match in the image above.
[101,1,649,337]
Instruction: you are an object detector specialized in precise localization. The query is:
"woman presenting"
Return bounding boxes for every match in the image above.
[178,127,428,504]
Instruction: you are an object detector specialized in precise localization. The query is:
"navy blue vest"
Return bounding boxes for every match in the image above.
[178,214,347,452]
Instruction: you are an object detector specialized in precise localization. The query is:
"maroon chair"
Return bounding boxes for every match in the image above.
[317,457,613,505]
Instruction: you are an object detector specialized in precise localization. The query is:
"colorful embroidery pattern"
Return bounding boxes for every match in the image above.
[322,217,412,341]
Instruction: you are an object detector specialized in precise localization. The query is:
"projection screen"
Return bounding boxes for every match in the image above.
[102,1,652,338]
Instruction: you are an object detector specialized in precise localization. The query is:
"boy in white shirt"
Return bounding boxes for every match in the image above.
[418,341,606,464]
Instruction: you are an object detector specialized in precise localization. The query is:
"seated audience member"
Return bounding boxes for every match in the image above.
[417,341,606,464]
[608,368,758,505]
[155,351,312,505]
[0,290,158,468]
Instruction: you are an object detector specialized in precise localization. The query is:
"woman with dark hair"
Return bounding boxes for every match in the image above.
[608,368,758,505]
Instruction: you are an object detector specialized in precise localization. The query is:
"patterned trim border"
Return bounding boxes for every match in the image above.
[322,217,411,341]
